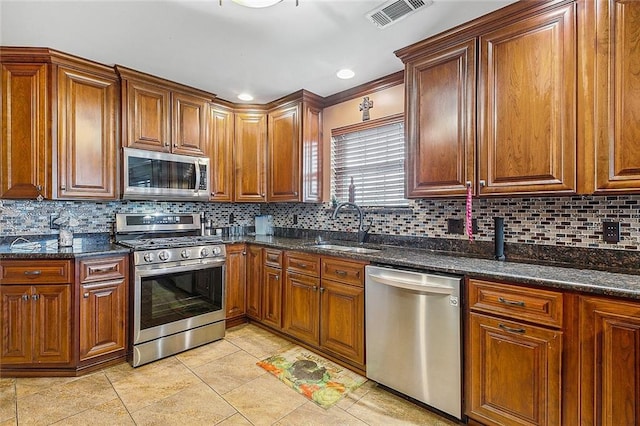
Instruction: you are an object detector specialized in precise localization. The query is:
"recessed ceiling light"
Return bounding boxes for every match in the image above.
[232,0,282,8]
[336,69,355,80]
[238,93,254,101]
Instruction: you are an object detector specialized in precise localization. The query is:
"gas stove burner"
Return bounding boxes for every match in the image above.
[118,235,224,251]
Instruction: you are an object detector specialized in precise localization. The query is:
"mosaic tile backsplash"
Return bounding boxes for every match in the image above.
[1,195,639,251]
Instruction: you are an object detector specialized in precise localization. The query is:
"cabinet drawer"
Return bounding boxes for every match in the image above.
[264,249,283,268]
[322,257,366,287]
[286,252,320,277]
[0,260,72,284]
[79,256,127,283]
[468,278,563,328]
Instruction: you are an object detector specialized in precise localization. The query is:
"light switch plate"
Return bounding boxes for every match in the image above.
[602,221,620,243]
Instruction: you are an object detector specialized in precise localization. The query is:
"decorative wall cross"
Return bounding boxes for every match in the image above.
[359,97,374,121]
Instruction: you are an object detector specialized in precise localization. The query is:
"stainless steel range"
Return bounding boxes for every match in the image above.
[115,213,226,367]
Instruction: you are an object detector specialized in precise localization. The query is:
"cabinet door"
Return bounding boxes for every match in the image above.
[467,313,561,426]
[0,62,50,200]
[478,3,576,195]
[302,102,323,202]
[268,104,301,202]
[283,272,319,344]
[0,285,32,364]
[246,245,263,320]
[172,91,207,156]
[225,244,247,320]
[124,79,171,151]
[592,0,640,192]
[79,279,126,361]
[319,280,364,365]
[209,104,234,201]
[234,112,267,202]
[262,266,282,329]
[57,65,119,199]
[405,39,476,197]
[579,296,640,425]
[33,284,71,364]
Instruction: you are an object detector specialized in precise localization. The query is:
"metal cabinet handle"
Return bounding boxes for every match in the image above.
[91,266,116,274]
[294,191,298,196]
[335,270,347,276]
[36,185,43,191]
[173,143,178,148]
[22,294,29,301]
[499,323,525,334]
[275,274,279,280]
[479,180,486,187]
[60,185,66,190]
[242,251,247,256]
[261,193,266,198]
[84,292,90,298]
[312,285,318,291]
[498,297,525,307]
[31,294,39,301]
[319,287,325,293]
[296,262,307,268]
[24,270,42,276]
[164,142,170,147]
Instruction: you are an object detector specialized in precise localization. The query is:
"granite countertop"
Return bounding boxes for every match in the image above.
[232,236,640,300]
[0,234,130,259]
[1,233,638,300]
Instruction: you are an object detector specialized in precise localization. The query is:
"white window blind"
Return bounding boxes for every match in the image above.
[331,117,407,207]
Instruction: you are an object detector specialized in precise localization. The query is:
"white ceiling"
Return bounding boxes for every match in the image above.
[0,0,516,104]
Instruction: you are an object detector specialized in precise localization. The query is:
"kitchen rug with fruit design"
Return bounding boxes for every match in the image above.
[257,347,367,409]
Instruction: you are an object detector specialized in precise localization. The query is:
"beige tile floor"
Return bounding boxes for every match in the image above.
[1,324,458,426]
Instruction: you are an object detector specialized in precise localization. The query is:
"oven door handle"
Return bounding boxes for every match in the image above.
[136,259,225,276]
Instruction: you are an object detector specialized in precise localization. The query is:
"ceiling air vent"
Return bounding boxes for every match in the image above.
[366,0,433,29]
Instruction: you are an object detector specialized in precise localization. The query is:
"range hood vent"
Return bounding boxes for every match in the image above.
[366,0,433,29]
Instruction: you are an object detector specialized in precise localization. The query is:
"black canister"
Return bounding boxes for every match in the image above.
[494,217,505,261]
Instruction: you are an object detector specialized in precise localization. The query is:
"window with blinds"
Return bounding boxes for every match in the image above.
[331,115,407,207]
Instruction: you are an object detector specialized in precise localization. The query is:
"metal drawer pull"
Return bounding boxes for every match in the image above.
[24,270,42,276]
[499,323,526,334]
[335,270,347,276]
[296,262,308,268]
[91,266,116,274]
[498,297,525,307]
[84,292,90,298]
[22,294,29,301]
[312,286,318,291]
[31,294,40,301]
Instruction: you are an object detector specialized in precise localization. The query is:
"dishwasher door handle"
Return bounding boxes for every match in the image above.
[367,273,454,295]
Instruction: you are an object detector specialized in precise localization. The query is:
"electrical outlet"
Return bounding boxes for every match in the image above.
[602,221,620,243]
[447,218,464,235]
[50,214,60,229]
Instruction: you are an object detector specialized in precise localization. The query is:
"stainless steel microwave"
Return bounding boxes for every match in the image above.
[123,147,210,201]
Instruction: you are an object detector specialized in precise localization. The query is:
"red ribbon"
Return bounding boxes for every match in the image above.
[466,184,473,242]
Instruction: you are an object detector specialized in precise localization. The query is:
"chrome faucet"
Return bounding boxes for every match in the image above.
[332,202,371,243]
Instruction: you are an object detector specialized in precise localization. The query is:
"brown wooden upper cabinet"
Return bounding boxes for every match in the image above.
[583,0,640,193]
[208,102,235,202]
[1,47,119,200]
[234,91,323,203]
[398,0,577,197]
[116,65,213,157]
[234,109,268,202]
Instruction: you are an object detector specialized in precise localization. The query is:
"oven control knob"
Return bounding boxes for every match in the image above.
[200,248,210,257]
[143,252,154,263]
[158,251,170,261]
[181,249,191,259]
[212,247,221,256]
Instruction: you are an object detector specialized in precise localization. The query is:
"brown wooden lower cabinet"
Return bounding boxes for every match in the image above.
[245,245,263,320]
[579,295,640,426]
[283,271,320,343]
[225,244,247,325]
[467,313,562,426]
[1,255,129,376]
[262,265,283,329]
[1,284,72,365]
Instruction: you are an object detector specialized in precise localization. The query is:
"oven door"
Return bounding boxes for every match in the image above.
[133,258,225,345]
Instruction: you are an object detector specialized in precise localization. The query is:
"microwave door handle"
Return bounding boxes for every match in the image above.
[195,161,201,195]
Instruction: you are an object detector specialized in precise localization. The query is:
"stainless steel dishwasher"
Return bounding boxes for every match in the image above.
[365,264,463,420]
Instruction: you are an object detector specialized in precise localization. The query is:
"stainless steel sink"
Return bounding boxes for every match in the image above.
[312,243,381,254]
